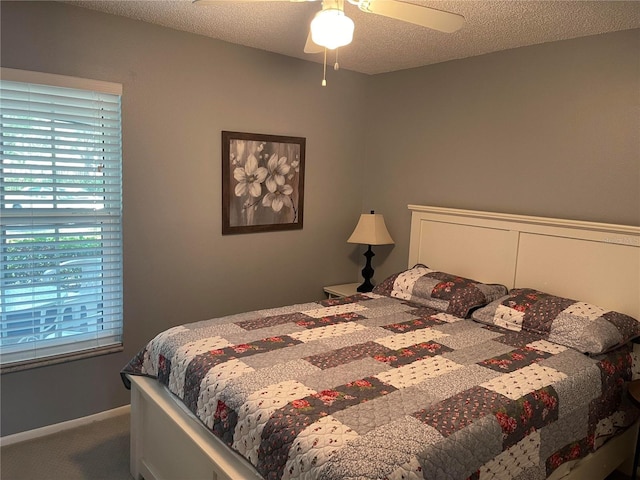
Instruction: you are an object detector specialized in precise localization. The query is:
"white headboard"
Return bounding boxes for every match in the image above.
[407,205,640,319]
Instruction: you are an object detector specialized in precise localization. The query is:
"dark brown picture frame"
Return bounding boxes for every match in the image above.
[222,131,305,235]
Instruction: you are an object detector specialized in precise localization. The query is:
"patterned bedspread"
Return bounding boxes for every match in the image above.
[121,292,638,480]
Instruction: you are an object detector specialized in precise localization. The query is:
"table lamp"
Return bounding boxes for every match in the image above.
[347,210,394,292]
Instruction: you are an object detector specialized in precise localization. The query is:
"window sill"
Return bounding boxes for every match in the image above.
[0,344,123,374]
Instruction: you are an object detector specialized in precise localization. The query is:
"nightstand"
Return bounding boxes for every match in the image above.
[323,283,361,299]
[628,379,640,480]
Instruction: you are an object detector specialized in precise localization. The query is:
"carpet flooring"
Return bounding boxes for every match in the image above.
[1,413,132,480]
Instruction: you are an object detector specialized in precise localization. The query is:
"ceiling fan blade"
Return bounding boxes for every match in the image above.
[304,30,324,53]
[361,0,464,33]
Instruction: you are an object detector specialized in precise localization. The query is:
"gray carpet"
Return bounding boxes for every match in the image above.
[1,413,132,480]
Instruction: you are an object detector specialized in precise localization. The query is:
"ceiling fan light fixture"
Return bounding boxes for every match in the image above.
[310,8,354,50]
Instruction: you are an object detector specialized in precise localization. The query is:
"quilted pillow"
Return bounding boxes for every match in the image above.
[373,265,508,318]
[472,288,640,355]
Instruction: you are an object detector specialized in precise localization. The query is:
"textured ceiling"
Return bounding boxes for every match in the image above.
[66,0,640,75]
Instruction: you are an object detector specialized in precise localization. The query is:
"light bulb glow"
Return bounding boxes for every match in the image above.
[310,9,354,50]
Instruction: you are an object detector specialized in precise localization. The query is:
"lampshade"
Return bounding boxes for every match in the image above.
[347,213,395,246]
[310,8,354,50]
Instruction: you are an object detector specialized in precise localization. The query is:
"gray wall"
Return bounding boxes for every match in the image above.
[364,29,640,281]
[0,1,368,436]
[1,1,638,436]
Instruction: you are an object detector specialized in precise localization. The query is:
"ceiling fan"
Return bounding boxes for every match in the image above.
[193,0,465,53]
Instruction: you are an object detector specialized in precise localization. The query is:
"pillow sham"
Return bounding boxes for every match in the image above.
[373,265,508,318]
[471,288,640,355]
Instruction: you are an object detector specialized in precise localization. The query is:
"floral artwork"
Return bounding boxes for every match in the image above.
[222,131,305,234]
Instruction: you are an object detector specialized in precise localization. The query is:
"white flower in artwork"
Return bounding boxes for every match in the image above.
[233,154,267,198]
[262,182,294,212]
[288,158,300,180]
[265,153,291,192]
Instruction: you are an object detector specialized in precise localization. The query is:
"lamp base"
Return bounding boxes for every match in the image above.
[357,245,375,293]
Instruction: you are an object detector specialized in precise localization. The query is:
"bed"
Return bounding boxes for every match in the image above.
[122,205,640,480]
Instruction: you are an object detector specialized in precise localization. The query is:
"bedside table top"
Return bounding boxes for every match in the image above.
[323,283,361,297]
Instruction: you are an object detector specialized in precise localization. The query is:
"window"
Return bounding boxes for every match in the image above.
[0,68,123,371]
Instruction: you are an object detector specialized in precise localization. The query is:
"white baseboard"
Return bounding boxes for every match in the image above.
[0,404,130,447]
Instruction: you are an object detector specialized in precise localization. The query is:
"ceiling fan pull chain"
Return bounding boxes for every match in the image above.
[334,48,340,71]
[322,48,327,86]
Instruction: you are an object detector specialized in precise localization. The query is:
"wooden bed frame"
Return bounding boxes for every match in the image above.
[128,205,640,480]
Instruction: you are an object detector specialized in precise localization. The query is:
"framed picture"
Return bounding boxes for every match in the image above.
[222,131,306,235]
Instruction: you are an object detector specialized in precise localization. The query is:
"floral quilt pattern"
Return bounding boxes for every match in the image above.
[122,293,638,480]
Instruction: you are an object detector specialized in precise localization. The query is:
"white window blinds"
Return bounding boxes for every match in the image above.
[0,68,123,370]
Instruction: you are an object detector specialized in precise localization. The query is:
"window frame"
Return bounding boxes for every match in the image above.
[0,68,123,372]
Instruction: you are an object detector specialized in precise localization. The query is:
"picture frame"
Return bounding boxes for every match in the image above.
[222,131,306,235]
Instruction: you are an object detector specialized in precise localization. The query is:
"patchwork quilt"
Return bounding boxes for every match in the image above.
[121,293,638,480]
